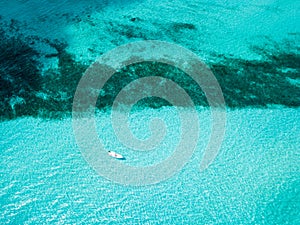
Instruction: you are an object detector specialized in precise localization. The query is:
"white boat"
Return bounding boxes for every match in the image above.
[108,151,125,159]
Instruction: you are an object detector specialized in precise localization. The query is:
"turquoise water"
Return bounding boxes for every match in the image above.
[0,0,299,224]
[1,108,299,224]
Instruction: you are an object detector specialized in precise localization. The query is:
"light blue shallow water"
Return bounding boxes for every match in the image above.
[0,0,299,224]
[1,108,299,224]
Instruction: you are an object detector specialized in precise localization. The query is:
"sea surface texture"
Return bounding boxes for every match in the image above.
[0,0,299,224]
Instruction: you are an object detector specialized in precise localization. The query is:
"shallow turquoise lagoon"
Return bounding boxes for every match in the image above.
[0,0,299,224]
[1,108,299,224]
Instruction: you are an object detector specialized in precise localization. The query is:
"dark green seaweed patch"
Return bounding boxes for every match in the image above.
[0,19,299,120]
[0,27,42,118]
[96,61,207,110]
[0,25,87,120]
[210,46,299,108]
[171,22,197,32]
[41,40,88,117]
[96,39,299,110]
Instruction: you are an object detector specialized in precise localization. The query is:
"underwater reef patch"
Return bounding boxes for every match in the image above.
[0,19,299,120]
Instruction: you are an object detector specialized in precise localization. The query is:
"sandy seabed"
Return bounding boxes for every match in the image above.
[1,107,299,224]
